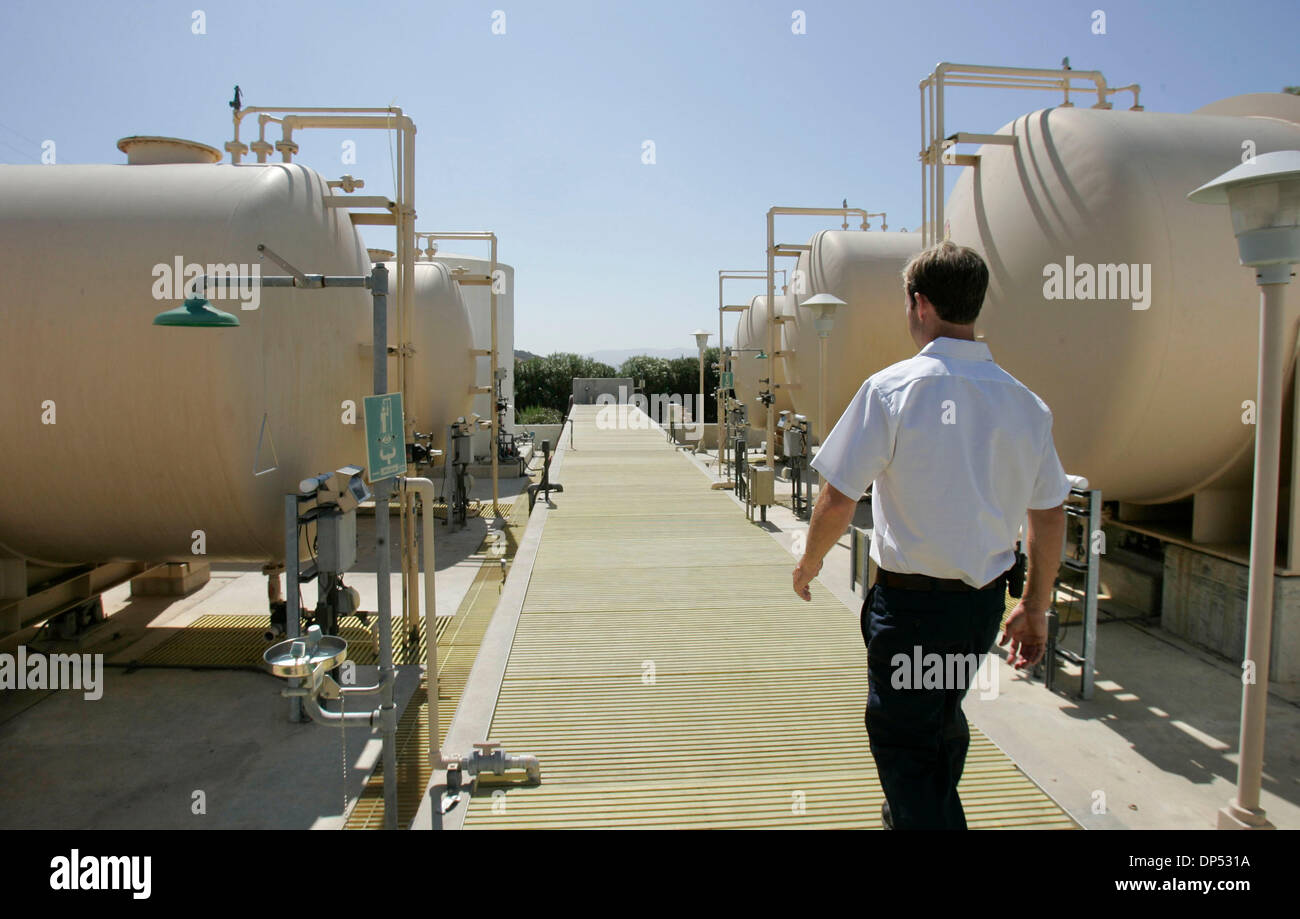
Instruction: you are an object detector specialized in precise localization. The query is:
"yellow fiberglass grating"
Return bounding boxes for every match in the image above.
[136,613,436,670]
[461,405,1077,830]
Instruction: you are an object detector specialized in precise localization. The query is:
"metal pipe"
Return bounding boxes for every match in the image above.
[697,339,705,451]
[818,332,828,459]
[718,273,725,476]
[918,62,1139,244]
[402,476,441,770]
[766,209,776,469]
[303,692,380,728]
[937,67,945,239]
[370,263,399,831]
[490,234,500,520]
[1224,278,1287,827]
[284,495,302,722]
[415,231,503,520]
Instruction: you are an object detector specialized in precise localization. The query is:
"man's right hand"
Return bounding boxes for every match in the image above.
[998,602,1047,670]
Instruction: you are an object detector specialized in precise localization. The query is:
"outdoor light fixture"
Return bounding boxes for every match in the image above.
[803,293,846,337]
[690,330,710,448]
[152,297,240,327]
[1188,149,1300,832]
[1189,150,1300,275]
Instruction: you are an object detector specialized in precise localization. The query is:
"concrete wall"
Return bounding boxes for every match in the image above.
[1162,544,1300,684]
[519,424,563,446]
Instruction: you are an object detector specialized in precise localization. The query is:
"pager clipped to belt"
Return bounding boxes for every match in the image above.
[1008,542,1026,598]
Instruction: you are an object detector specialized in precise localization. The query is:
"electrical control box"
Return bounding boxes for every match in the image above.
[315,507,357,574]
[749,464,775,506]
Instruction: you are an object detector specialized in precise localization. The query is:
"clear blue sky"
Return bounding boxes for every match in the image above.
[2,0,1295,354]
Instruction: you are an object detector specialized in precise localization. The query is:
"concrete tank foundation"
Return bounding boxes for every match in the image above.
[1161,545,1300,685]
[129,562,211,598]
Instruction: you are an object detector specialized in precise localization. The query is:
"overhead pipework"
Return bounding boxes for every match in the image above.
[918,61,1141,246]
[763,205,882,471]
[716,269,784,480]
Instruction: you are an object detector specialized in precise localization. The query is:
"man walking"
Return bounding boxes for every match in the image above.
[791,241,1068,830]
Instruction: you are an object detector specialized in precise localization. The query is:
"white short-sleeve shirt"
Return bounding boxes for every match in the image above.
[810,336,1070,588]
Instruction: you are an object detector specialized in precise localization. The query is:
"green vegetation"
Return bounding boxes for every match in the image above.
[517,405,564,425]
[513,349,722,422]
[619,349,720,423]
[514,353,617,416]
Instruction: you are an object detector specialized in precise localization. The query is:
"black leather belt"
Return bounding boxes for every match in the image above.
[875,567,1008,593]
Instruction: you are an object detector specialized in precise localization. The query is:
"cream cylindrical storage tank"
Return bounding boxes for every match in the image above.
[431,252,515,460]
[941,102,1300,503]
[783,231,922,441]
[731,294,794,429]
[380,259,476,457]
[0,138,375,564]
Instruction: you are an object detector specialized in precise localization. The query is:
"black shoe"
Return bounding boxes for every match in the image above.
[881,799,893,830]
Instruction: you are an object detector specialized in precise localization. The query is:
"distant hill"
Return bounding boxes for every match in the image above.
[514,349,541,362]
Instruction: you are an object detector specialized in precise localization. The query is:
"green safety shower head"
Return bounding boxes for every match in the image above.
[153,297,240,327]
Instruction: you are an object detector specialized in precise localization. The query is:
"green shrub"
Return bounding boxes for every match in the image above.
[517,405,564,425]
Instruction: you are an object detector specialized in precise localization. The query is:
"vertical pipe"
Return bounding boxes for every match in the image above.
[1227,281,1286,824]
[698,343,705,451]
[1289,340,1300,571]
[936,71,945,241]
[766,211,776,469]
[490,235,500,519]
[375,477,397,831]
[1083,489,1100,701]
[371,264,399,830]
[718,275,726,478]
[919,78,927,247]
[284,495,302,722]
[400,479,440,771]
[818,332,827,473]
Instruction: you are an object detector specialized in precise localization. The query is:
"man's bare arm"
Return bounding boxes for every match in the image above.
[792,483,858,601]
[998,503,1065,668]
[1023,504,1065,613]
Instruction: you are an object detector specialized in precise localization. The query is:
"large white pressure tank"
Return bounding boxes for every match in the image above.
[784,231,922,440]
[0,139,375,564]
[731,295,794,429]
[380,260,475,456]
[942,101,1300,503]
[431,253,515,460]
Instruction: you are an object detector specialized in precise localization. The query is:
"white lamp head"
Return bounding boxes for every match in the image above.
[803,292,847,335]
[1188,150,1300,279]
[691,329,711,350]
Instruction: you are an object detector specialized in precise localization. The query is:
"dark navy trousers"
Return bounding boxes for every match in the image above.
[861,580,1006,830]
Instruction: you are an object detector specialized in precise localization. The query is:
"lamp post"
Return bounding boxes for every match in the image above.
[1189,150,1300,831]
[692,329,710,449]
[801,293,845,458]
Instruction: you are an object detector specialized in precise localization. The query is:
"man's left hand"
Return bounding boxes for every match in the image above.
[793,557,822,602]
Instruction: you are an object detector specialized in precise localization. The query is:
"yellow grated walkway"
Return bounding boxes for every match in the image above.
[461,406,1075,829]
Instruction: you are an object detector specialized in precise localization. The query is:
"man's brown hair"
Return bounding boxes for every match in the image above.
[901,240,989,325]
